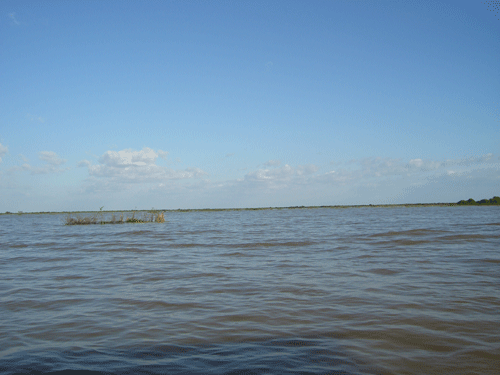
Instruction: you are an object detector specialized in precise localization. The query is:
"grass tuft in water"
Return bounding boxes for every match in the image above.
[65,207,165,225]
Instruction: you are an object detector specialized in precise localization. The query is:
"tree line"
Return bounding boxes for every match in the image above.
[457,196,500,205]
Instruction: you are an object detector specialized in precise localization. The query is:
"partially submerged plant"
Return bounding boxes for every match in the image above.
[149,207,165,223]
[155,212,165,223]
[65,207,166,225]
[65,216,98,225]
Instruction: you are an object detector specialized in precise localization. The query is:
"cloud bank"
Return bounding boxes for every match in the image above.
[1,146,498,212]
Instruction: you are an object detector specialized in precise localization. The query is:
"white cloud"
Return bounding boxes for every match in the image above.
[240,164,320,192]
[359,157,407,177]
[3,149,498,211]
[296,164,319,175]
[245,164,294,181]
[314,169,359,185]
[77,160,91,168]
[158,150,169,159]
[407,154,496,172]
[81,153,499,205]
[244,161,318,184]
[334,154,499,181]
[0,143,8,163]
[409,158,423,168]
[98,147,159,167]
[263,159,281,167]
[7,151,67,174]
[312,154,500,191]
[11,163,64,175]
[85,147,207,183]
[239,154,499,191]
[39,151,66,165]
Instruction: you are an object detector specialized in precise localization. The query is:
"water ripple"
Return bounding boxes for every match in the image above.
[0,207,499,374]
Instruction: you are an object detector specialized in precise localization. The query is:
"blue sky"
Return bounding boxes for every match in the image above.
[1,0,499,212]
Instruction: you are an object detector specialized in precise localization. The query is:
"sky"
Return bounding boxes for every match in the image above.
[1,0,499,212]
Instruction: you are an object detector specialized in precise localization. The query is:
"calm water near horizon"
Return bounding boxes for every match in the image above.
[1,206,499,374]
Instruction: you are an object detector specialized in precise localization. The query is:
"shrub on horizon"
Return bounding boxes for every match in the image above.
[457,196,500,205]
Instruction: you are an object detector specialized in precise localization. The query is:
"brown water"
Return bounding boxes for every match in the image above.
[1,207,499,374]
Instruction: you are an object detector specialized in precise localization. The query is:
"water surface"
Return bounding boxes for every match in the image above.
[1,207,499,374]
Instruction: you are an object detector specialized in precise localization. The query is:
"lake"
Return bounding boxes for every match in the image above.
[1,206,499,374]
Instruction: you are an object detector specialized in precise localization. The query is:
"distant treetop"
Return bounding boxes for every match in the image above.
[457,196,500,205]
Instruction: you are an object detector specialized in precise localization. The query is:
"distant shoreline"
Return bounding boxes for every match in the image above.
[2,200,499,216]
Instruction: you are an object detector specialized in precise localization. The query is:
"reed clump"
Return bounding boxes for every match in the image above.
[65,208,165,225]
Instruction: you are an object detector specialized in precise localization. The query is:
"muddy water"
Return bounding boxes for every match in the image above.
[1,207,499,374]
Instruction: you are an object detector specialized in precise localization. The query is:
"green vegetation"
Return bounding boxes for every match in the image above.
[457,196,500,205]
[65,208,165,225]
